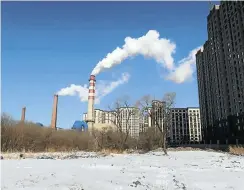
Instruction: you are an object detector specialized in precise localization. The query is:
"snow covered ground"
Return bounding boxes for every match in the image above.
[1,151,244,190]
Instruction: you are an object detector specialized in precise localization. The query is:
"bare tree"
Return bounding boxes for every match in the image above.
[90,109,118,150]
[91,127,107,150]
[136,93,176,155]
[107,98,138,150]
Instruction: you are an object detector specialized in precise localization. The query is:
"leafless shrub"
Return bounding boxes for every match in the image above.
[1,113,93,152]
[137,127,162,151]
[1,113,138,153]
[106,98,139,150]
[136,93,176,155]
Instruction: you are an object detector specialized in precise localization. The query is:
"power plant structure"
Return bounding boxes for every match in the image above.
[21,107,26,122]
[72,120,88,131]
[86,75,96,129]
[48,75,96,131]
[51,94,58,130]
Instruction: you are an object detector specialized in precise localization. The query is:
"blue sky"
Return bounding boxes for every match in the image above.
[2,1,210,129]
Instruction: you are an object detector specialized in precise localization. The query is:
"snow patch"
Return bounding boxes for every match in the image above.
[1,151,244,190]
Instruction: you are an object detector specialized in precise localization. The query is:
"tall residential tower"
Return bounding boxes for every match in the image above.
[196,1,244,143]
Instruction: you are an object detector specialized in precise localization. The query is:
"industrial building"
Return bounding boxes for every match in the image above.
[83,109,117,131]
[82,75,116,131]
[72,120,88,131]
[83,109,116,125]
[83,107,140,138]
[196,1,244,143]
[81,74,202,142]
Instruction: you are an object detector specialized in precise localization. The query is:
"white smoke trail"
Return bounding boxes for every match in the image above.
[91,30,176,76]
[57,72,130,104]
[95,72,130,104]
[57,84,89,102]
[166,46,202,83]
[91,30,201,84]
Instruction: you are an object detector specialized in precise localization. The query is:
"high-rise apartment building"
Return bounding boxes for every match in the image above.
[139,100,165,134]
[170,108,188,144]
[139,107,152,133]
[196,1,244,143]
[170,108,201,144]
[151,100,165,131]
[188,108,202,142]
[119,107,140,138]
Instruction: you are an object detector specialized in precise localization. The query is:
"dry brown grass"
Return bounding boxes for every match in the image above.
[100,148,124,155]
[1,113,140,153]
[1,123,93,152]
[229,145,244,156]
[1,113,97,152]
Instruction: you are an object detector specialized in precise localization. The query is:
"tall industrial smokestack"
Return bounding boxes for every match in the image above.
[21,107,26,122]
[51,94,58,130]
[87,75,96,129]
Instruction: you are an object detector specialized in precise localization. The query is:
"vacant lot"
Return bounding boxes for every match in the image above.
[1,151,244,190]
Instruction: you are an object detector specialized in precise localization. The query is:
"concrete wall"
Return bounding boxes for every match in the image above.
[90,123,117,132]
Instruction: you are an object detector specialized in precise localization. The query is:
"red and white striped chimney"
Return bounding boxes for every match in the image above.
[87,75,96,129]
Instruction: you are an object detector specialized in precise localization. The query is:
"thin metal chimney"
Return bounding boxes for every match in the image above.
[21,107,26,122]
[87,75,96,129]
[51,94,58,130]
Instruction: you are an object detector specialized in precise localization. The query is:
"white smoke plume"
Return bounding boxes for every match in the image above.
[91,30,176,75]
[57,72,130,104]
[57,84,89,102]
[166,46,202,83]
[95,72,130,103]
[91,30,201,84]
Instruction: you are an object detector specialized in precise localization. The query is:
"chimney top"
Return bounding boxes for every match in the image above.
[89,75,96,81]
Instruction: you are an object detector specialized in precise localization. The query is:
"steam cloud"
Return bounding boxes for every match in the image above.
[58,30,201,105]
[166,47,202,83]
[91,30,201,83]
[57,72,130,104]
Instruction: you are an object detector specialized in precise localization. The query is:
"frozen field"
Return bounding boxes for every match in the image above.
[1,151,244,190]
